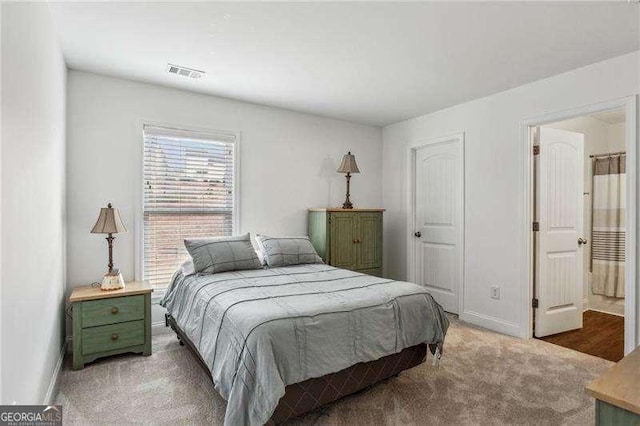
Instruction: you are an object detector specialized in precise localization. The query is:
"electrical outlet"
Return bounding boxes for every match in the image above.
[490,285,500,300]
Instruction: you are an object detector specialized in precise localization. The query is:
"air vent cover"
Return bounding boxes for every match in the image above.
[167,63,204,79]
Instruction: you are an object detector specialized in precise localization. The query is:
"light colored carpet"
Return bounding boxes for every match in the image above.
[56,317,612,425]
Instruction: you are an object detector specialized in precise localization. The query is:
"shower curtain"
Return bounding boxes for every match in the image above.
[591,154,625,298]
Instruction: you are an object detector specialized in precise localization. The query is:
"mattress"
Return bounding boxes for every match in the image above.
[161,264,449,425]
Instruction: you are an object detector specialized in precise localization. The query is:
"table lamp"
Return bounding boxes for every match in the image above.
[91,202,127,290]
[337,151,360,209]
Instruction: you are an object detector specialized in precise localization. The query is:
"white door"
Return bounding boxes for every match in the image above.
[535,127,585,337]
[411,135,463,314]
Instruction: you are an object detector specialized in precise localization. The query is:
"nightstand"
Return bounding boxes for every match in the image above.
[69,282,152,370]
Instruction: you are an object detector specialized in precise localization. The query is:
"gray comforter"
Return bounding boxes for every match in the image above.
[160,264,448,425]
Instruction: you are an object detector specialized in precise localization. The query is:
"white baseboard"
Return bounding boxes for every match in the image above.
[587,307,625,318]
[152,320,165,328]
[583,298,589,312]
[152,320,173,335]
[43,344,65,405]
[459,309,521,337]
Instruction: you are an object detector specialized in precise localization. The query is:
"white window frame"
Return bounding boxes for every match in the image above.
[134,121,241,287]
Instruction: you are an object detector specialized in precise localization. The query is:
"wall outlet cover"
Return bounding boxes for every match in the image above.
[490,285,500,300]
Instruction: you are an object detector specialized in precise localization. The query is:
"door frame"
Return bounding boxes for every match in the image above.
[407,132,465,314]
[520,96,638,354]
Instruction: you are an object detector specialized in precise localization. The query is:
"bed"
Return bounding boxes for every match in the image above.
[161,263,449,425]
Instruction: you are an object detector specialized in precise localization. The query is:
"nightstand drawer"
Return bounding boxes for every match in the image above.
[81,295,144,327]
[82,320,144,355]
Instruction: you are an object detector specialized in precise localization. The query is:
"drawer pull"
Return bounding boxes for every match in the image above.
[111,333,119,341]
[111,307,119,314]
[353,238,362,244]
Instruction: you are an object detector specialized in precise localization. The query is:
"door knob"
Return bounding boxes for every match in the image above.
[578,238,587,246]
[414,231,421,238]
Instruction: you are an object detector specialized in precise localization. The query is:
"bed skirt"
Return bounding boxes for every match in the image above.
[165,313,428,424]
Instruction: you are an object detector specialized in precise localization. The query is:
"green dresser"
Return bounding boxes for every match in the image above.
[69,282,152,370]
[308,208,384,276]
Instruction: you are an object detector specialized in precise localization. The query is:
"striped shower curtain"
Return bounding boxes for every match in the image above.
[591,154,625,298]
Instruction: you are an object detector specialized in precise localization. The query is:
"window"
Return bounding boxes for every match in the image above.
[142,125,237,290]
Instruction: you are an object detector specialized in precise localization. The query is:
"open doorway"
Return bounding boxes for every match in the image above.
[532,108,628,362]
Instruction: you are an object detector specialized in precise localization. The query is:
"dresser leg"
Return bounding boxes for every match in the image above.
[72,354,84,371]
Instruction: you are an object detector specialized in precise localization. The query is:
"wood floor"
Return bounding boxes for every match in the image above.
[538,310,624,362]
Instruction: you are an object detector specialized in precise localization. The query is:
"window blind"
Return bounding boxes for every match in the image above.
[143,125,236,290]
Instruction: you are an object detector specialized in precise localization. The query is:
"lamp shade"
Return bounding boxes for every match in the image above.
[337,151,360,174]
[91,203,127,234]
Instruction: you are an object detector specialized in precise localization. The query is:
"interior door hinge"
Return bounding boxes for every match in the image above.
[532,298,539,308]
[533,145,540,155]
[532,221,539,232]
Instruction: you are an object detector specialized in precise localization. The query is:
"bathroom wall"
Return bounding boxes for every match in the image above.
[608,122,626,150]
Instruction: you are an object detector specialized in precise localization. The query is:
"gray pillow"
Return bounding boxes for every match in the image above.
[184,233,262,274]
[255,235,323,268]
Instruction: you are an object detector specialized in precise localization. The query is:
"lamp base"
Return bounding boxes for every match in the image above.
[342,172,354,209]
[101,271,125,291]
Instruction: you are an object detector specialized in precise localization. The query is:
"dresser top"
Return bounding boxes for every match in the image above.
[586,347,640,415]
[69,281,153,302]
[308,208,385,212]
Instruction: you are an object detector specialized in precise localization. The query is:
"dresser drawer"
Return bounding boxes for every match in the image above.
[81,295,144,328]
[82,320,144,355]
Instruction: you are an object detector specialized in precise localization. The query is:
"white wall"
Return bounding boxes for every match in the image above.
[66,70,382,294]
[382,51,639,337]
[0,2,4,404]
[1,3,67,404]
[546,115,626,317]
[609,122,626,149]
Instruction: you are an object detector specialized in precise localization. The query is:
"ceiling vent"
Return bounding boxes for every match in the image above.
[167,63,204,80]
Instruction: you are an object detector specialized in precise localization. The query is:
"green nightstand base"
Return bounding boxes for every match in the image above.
[70,283,152,370]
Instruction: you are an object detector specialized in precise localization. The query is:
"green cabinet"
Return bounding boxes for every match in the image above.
[308,209,384,276]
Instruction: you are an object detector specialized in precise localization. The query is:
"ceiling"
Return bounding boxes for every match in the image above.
[49,2,639,127]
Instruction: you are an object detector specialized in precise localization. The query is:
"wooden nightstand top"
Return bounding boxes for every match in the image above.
[586,347,640,415]
[308,208,385,212]
[69,281,153,303]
